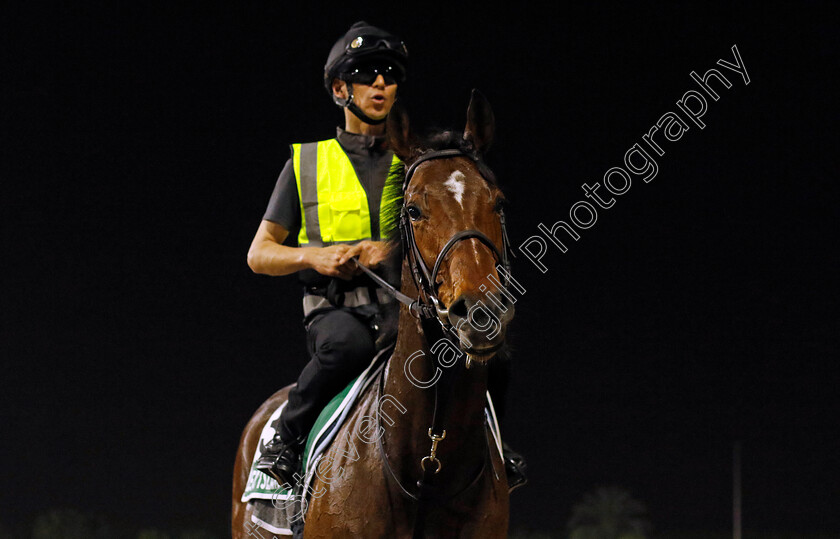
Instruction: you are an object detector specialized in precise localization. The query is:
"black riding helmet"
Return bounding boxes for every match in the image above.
[324,21,408,125]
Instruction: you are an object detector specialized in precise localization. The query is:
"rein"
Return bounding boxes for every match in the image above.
[354,148,513,537]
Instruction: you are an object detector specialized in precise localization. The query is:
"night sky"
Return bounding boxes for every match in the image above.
[3,2,839,535]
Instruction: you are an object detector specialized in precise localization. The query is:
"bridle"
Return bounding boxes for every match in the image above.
[401,149,515,330]
[355,147,516,538]
[357,148,515,333]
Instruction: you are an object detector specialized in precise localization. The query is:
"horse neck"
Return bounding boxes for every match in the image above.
[381,257,490,484]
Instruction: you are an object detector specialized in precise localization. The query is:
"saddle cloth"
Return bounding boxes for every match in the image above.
[241,346,504,534]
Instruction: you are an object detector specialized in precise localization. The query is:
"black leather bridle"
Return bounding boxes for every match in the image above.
[353,148,516,538]
[357,148,515,332]
[401,149,514,330]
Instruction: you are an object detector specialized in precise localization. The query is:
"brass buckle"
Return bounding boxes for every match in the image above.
[420,428,447,474]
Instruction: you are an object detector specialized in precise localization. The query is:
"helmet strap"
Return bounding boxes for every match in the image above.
[333,82,387,126]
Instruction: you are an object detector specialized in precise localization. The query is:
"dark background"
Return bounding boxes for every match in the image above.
[2,1,838,535]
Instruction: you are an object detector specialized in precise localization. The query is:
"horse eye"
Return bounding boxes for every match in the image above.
[494,199,506,213]
[406,205,422,220]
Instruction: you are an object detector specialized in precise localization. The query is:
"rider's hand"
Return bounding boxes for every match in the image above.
[339,240,391,269]
[305,244,359,280]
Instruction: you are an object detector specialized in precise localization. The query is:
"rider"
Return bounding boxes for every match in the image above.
[248,21,527,491]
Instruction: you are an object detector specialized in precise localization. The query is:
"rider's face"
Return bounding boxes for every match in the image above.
[333,74,398,123]
[352,75,398,121]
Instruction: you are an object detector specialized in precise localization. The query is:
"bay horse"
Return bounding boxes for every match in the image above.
[233,90,515,538]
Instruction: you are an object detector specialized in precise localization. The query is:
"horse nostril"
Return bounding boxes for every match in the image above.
[449,297,468,320]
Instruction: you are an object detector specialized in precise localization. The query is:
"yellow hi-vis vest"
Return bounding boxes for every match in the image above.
[292,138,401,247]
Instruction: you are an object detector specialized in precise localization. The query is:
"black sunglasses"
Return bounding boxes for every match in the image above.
[345,63,404,86]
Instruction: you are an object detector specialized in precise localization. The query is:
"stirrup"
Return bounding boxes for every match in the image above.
[502,442,528,493]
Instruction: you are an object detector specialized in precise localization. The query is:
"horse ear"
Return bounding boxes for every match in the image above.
[387,101,413,161]
[464,89,494,154]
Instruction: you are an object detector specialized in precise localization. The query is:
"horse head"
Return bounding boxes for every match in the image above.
[388,90,514,363]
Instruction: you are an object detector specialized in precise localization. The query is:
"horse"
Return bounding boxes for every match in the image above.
[232,90,515,538]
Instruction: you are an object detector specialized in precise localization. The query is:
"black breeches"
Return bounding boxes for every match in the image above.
[279,309,376,440]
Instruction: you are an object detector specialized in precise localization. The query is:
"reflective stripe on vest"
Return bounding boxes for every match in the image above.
[293,138,400,246]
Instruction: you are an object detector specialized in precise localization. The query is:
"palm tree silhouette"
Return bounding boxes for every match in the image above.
[567,486,650,539]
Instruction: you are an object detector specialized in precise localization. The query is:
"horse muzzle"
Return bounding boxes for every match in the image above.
[446,291,513,359]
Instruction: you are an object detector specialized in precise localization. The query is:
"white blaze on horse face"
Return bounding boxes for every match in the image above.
[445,170,467,207]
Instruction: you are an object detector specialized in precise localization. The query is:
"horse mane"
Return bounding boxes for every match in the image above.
[415,129,481,161]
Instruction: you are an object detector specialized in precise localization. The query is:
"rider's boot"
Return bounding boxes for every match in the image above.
[502,441,528,493]
[255,433,308,487]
